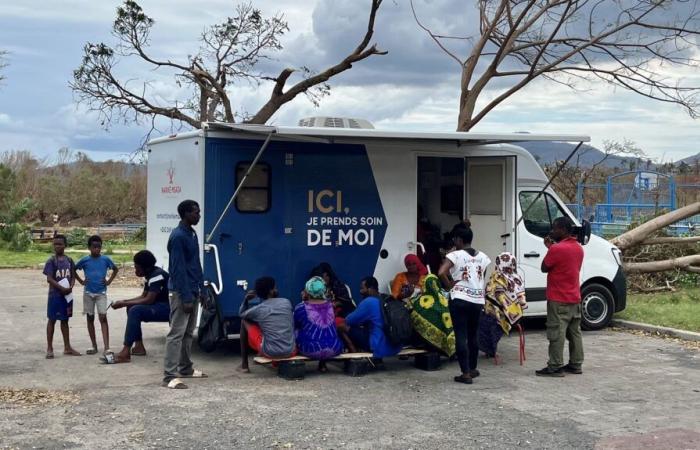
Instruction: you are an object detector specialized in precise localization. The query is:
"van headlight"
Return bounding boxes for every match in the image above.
[611,248,623,266]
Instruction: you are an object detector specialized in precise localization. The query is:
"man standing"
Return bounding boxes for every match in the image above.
[536,216,585,378]
[163,200,207,389]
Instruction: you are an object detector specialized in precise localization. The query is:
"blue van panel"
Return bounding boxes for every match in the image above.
[203,138,387,320]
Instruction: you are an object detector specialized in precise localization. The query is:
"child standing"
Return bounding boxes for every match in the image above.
[75,235,119,355]
[43,234,81,358]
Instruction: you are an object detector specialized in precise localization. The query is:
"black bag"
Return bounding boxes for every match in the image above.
[197,286,224,353]
[380,296,413,346]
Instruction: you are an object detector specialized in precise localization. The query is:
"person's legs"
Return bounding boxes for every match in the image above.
[546,301,568,368]
[177,302,197,376]
[449,300,470,377]
[566,303,584,370]
[348,325,370,353]
[465,302,482,372]
[239,320,263,372]
[163,293,189,382]
[60,320,80,355]
[98,314,109,353]
[84,293,98,352]
[46,319,56,356]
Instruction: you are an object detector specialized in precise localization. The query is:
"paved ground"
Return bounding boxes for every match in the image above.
[0,269,699,449]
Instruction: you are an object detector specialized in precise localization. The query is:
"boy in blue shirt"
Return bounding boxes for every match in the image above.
[75,235,119,355]
[43,235,81,359]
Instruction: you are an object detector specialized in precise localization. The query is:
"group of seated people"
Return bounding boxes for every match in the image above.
[237,222,528,384]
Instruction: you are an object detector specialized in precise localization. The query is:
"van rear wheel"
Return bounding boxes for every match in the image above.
[580,283,614,331]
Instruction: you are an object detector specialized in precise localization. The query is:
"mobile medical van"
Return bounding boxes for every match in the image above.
[146,119,626,332]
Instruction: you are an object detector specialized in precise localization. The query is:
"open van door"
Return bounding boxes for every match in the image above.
[465,157,516,263]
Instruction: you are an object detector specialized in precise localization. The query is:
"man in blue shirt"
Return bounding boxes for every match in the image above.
[344,277,402,361]
[163,200,208,389]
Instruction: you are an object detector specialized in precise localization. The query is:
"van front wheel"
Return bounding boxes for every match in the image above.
[580,283,614,331]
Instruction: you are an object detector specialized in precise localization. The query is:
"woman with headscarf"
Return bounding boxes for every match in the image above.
[410,274,456,357]
[478,252,527,360]
[391,254,428,301]
[294,276,344,372]
[310,262,355,320]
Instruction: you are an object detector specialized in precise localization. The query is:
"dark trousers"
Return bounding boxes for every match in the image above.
[124,303,170,346]
[449,299,482,373]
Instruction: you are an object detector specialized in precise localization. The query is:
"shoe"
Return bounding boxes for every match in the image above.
[469,369,480,378]
[563,364,582,374]
[454,375,473,384]
[535,366,564,377]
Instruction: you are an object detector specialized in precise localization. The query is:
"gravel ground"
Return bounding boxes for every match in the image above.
[0,269,698,449]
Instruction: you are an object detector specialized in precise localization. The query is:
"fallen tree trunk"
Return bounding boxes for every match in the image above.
[641,236,700,245]
[623,254,700,274]
[610,202,700,251]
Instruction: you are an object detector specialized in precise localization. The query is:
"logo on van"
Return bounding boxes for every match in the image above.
[161,160,182,195]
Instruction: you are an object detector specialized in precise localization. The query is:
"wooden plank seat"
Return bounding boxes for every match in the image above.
[253,347,428,365]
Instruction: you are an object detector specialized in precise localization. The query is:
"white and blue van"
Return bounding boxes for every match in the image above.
[146,118,626,332]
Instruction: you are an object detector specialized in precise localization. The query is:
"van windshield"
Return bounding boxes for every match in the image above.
[519,191,568,238]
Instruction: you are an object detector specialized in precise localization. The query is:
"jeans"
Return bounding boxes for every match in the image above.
[449,299,482,373]
[546,301,584,369]
[124,303,170,346]
[163,292,197,381]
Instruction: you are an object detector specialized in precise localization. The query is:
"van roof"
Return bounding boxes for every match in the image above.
[148,123,590,145]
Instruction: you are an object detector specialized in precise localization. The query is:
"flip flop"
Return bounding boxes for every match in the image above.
[99,353,130,364]
[130,350,147,356]
[45,351,54,359]
[63,349,81,356]
[86,348,98,355]
[162,378,188,389]
[178,369,208,378]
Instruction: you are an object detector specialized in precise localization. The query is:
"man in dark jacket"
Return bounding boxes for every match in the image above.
[162,200,208,389]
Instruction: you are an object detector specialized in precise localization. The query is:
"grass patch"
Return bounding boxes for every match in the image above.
[616,288,700,333]
[0,249,135,269]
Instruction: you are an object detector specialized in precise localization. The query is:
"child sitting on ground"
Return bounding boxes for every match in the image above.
[75,235,119,355]
[238,277,296,373]
[43,235,80,359]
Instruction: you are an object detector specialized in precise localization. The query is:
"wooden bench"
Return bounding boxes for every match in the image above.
[253,348,440,379]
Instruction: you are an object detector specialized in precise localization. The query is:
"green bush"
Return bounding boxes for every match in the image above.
[66,228,88,247]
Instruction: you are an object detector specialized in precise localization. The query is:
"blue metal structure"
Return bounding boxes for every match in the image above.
[566,170,700,237]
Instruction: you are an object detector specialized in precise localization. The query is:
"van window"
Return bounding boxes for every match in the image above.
[235,162,270,213]
[519,191,567,238]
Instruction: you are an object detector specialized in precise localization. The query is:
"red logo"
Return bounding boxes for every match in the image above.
[162,160,182,195]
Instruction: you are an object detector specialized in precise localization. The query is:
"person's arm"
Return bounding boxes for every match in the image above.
[390,273,404,299]
[112,291,155,309]
[169,234,194,303]
[345,299,371,328]
[69,258,76,289]
[541,243,558,273]
[105,257,119,286]
[74,270,85,285]
[44,259,70,295]
[438,258,455,291]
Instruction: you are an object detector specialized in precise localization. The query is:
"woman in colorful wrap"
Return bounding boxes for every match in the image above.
[391,254,428,301]
[410,274,456,357]
[294,276,344,372]
[478,252,527,361]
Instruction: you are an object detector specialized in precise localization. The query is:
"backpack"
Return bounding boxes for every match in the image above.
[380,296,413,346]
[197,286,224,353]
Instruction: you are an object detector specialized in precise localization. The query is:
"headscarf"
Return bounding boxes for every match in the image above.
[404,254,428,276]
[305,276,328,299]
[485,252,527,334]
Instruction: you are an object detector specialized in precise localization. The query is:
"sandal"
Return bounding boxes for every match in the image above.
[99,353,130,364]
[86,348,98,355]
[162,378,188,389]
[45,351,54,359]
[130,350,147,356]
[178,369,208,378]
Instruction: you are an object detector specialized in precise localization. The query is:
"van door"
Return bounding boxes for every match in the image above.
[465,157,516,263]
[517,189,571,302]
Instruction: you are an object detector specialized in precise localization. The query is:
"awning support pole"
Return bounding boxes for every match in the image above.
[206,131,274,243]
[515,141,584,227]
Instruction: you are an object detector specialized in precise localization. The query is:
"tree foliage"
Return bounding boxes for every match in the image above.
[412,0,700,131]
[71,0,386,131]
[0,150,147,225]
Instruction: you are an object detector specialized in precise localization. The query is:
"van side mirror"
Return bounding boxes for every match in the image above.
[575,220,591,245]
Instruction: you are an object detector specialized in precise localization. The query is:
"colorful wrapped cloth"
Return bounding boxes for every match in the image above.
[410,274,456,357]
[479,252,527,356]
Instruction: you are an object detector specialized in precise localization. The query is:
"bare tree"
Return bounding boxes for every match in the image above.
[0,50,7,84]
[412,1,700,131]
[71,0,385,130]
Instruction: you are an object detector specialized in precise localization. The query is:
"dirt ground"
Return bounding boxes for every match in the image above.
[1,269,699,450]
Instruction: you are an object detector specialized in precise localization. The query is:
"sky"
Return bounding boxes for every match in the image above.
[0,0,699,163]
